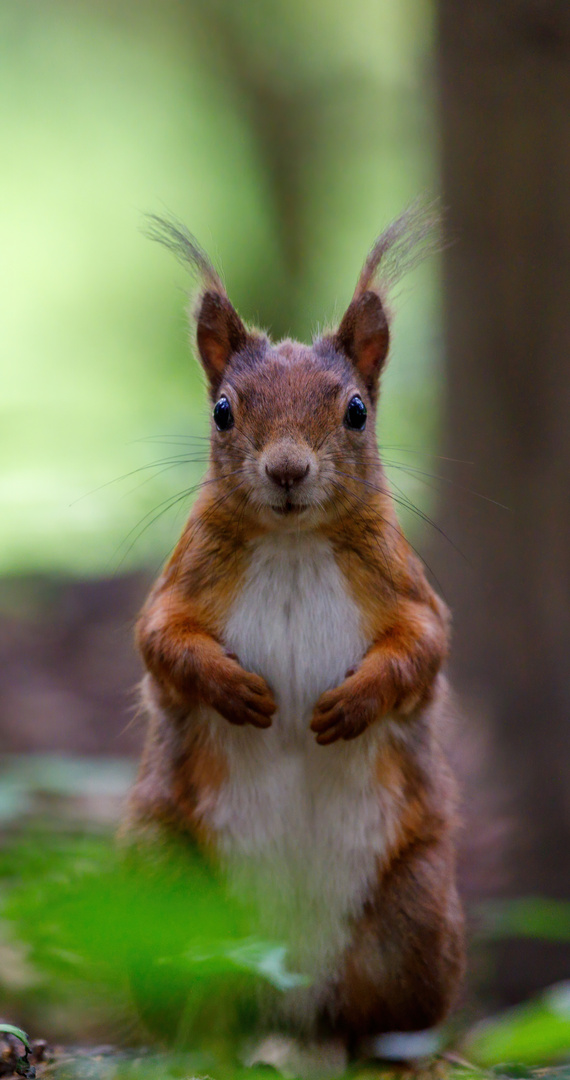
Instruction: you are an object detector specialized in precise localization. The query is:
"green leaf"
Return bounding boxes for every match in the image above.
[0,829,310,1050]
[477,898,570,943]
[465,982,570,1066]
[180,939,310,991]
[0,1024,31,1051]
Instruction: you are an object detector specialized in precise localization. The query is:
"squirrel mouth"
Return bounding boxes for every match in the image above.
[271,501,307,516]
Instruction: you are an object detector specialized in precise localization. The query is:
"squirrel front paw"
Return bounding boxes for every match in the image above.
[310,656,431,744]
[310,668,381,745]
[208,653,276,729]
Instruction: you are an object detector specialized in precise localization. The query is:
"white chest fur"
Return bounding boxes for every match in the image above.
[205,533,395,1025]
[225,532,367,741]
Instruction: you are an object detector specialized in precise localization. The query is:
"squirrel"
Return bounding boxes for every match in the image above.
[123,206,465,1049]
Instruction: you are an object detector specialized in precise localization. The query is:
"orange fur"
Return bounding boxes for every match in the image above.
[125,210,465,1044]
[331,833,464,1040]
[136,490,275,728]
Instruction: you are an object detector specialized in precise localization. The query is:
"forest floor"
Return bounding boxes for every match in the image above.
[3,1038,570,1080]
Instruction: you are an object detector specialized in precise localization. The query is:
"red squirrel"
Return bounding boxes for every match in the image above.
[124,207,465,1047]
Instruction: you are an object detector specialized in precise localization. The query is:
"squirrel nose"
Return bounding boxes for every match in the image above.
[265,460,310,492]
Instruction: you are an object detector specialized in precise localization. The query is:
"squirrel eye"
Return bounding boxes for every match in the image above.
[344,394,367,431]
[213,395,234,432]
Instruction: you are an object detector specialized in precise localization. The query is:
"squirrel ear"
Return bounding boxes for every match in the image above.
[196,290,248,394]
[334,290,390,400]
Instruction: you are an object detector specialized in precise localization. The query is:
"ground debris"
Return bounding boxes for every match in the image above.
[0,1036,48,1079]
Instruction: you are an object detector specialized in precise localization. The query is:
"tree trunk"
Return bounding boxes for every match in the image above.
[437,0,570,1001]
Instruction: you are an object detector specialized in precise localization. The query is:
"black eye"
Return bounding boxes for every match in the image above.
[213,395,234,431]
[344,394,367,431]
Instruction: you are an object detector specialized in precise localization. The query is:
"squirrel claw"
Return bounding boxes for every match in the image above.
[311,680,376,744]
[313,715,369,744]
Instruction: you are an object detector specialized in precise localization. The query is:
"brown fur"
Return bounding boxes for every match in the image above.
[331,834,464,1039]
[126,207,465,1042]
[321,702,464,1039]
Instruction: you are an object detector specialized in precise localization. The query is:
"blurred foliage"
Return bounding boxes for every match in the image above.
[0,825,308,1060]
[465,984,570,1069]
[2,861,570,1078]
[477,901,570,946]
[1,760,570,1072]
[0,0,441,576]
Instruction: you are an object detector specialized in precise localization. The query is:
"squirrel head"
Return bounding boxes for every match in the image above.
[145,206,438,531]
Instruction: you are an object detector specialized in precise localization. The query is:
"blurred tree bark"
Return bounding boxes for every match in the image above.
[437,0,570,1000]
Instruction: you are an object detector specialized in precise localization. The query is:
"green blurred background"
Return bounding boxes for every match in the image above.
[0,0,438,575]
[2,0,570,1071]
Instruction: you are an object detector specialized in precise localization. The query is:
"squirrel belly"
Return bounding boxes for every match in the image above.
[183,532,443,1030]
[207,534,379,1005]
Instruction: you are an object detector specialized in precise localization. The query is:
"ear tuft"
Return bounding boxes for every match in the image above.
[353,199,441,300]
[143,213,250,394]
[143,214,225,294]
[331,200,441,400]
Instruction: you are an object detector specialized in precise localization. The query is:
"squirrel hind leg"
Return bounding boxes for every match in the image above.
[325,835,465,1045]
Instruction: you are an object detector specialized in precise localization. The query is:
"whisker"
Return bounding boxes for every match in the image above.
[378,444,474,465]
[113,469,244,572]
[168,474,250,580]
[133,434,211,444]
[386,478,469,571]
[329,478,399,600]
[71,455,210,506]
[335,468,468,566]
[347,445,508,511]
[330,476,448,596]
[113,488,203,573]
[150,475,249,589]
[234,426,258,453]
[382,458,510,510]
[120,461,205,502]
[146,478,240,582]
